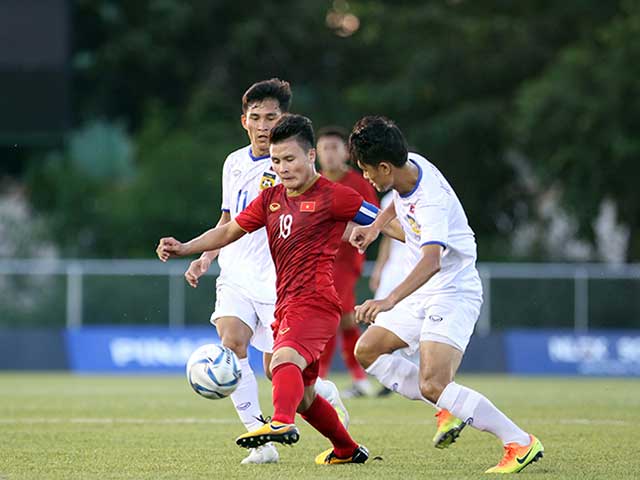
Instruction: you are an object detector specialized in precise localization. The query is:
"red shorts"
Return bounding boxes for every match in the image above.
[333,268,359,314]
[272,295,341,386]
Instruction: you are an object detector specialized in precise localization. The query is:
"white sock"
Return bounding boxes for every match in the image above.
[436,382,530,445]
[365,354,434,406]
[230,357,263,431]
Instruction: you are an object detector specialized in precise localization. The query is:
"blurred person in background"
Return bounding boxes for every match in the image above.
[316,126,379,398]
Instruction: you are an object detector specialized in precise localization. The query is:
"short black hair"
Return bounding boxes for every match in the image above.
[349,116,408,167]
[242,78,292,113]
[270,114,315,152]
[317,125,348,144]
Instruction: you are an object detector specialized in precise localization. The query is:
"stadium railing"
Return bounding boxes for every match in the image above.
[0,259,639,332]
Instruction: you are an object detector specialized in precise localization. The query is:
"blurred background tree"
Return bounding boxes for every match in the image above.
[8,0,638,261]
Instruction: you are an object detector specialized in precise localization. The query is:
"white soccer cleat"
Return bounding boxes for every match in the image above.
[315,378,350,429]
[240,443,280,464]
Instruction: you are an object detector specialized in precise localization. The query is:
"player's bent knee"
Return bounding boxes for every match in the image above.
[420,378,447,404]
[354,336,379,369]
[220,337,249,359]
[270,347,307,371]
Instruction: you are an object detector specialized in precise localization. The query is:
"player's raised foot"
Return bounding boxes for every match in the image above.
[315,378,350,429]
[315,445,369,465]
[236,421,300,449]
[485,434,544,474]
[240,443,280,464]
[433,409,467,449]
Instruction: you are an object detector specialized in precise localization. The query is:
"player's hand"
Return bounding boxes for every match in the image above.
[349,225,381,254]
[156,237,185,262]
[355,297,395,324]
[184,256,212,288]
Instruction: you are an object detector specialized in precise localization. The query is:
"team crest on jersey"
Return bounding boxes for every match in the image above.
[407,215,421,235]
[269,202,281,212]
[260,171,277,190]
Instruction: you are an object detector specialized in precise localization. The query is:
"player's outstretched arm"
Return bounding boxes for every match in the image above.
[184,211,232,288]
[156,220,246,262]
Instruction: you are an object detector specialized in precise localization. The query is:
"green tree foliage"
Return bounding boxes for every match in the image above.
[514,0,640,259]
[24,0,638,259]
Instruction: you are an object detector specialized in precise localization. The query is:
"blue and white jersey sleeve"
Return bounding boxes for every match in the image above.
[396,152,481,300]
[414,182,449,249]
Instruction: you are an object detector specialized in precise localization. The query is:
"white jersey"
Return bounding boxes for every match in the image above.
[218,145,277,303]
[374,192,408,299]
[393,152,482,300]
[381,192,406,269]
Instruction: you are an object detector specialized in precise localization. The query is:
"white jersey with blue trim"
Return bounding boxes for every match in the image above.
[375,192,408,299]
[393,152,482,299]
[218,145,277,303]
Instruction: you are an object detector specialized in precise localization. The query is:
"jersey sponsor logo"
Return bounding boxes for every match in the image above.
[260,171,277,190]
[429,314,443,322]
[409,204,416,214]
[232,169,242,177]
[407,215,421,235]
[269,202,281,212]
[300,201,316,212]
[279,327,290,335]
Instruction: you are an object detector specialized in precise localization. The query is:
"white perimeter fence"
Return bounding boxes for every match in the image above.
[0,259,638,333]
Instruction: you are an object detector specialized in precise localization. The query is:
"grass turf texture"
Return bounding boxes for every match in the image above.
[1,373,639,479]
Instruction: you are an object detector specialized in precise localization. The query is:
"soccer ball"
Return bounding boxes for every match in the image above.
[186,344,242,399]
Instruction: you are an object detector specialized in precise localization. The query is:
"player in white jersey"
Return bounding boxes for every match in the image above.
[348,116,544,474]
[183,79,348,464]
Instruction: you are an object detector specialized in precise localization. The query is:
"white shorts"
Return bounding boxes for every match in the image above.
[210,284,275,353]
[373,294,482,353]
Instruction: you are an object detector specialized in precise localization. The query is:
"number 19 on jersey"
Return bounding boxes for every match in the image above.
[279,214,292,239]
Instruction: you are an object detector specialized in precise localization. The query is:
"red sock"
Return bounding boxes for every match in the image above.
[301,395,358,458]
[318,334,337,379]
[271,363,304,424]
[341,327,367,381]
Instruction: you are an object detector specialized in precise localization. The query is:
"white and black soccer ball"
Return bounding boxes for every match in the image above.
[186,344,242,400]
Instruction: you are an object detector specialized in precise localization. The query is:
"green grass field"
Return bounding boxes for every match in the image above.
[1,373,639,479]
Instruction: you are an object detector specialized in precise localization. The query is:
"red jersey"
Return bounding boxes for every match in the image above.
[235,175,365,309]
[326,168,379,276]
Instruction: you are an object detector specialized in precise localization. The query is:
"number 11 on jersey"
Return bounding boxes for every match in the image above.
[235,190,248,214]
[279,214,293,239]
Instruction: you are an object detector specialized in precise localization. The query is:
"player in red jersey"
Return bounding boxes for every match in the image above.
[316,126,379,397]
[157,114,402,465]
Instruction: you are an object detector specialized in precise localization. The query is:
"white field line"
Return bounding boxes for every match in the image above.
[0,417,632,426]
